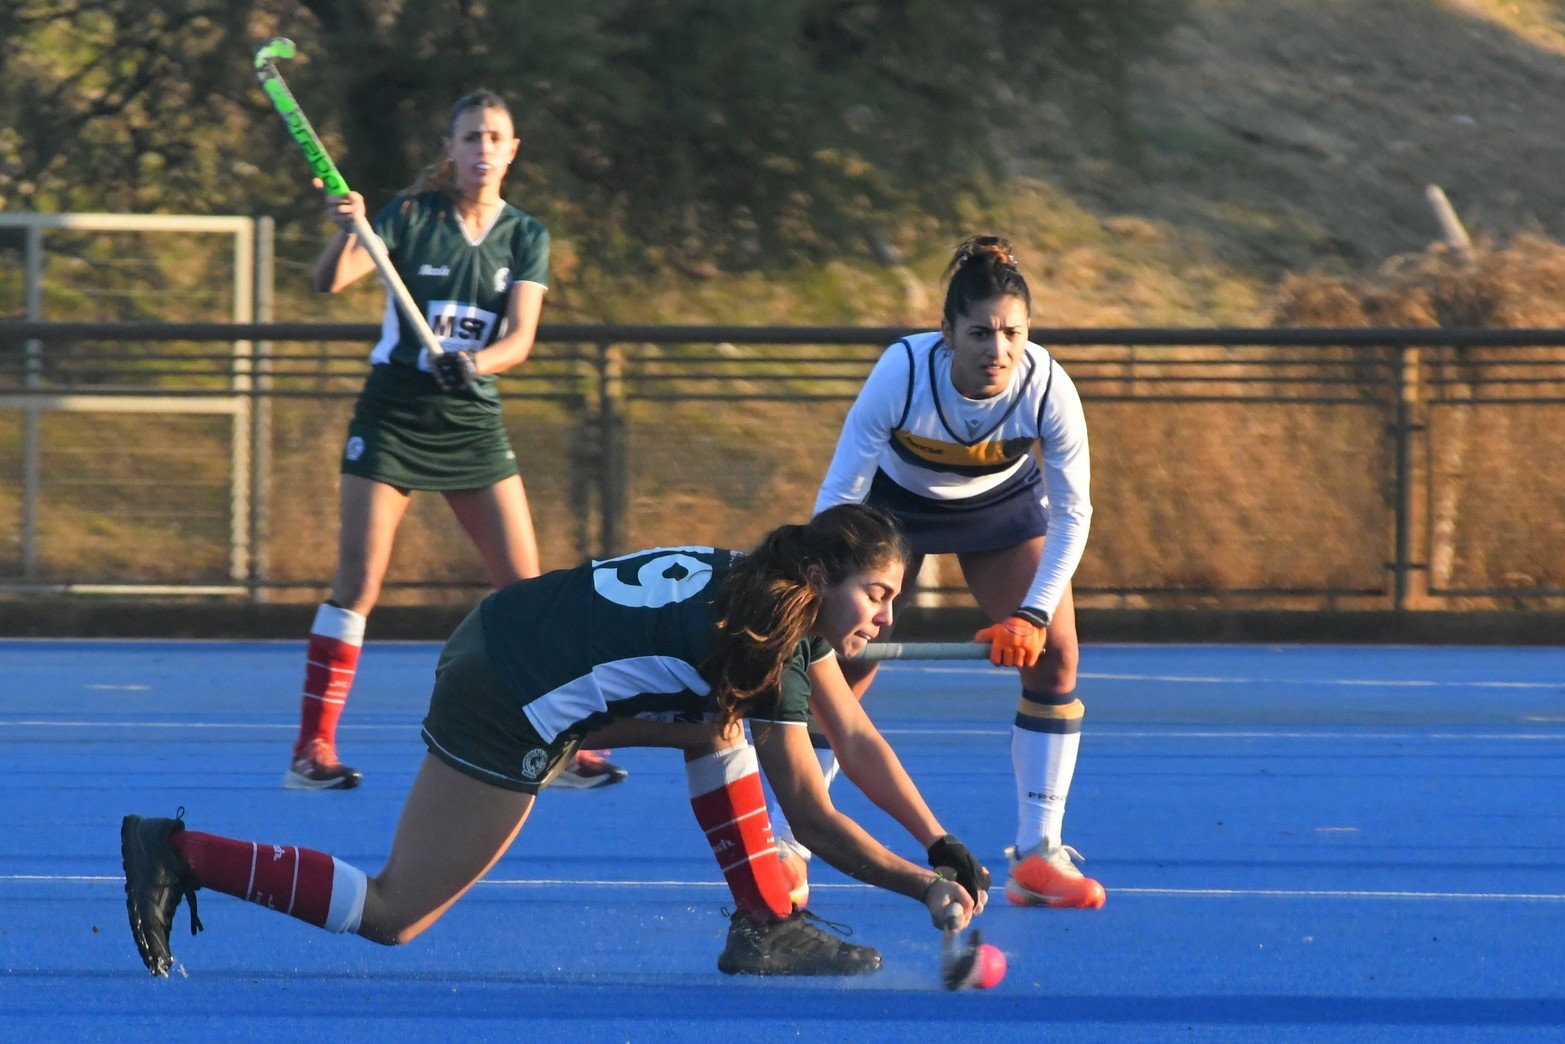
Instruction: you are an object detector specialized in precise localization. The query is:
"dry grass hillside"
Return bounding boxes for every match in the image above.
[533,0,1565,331]
[1023,0,1565,286]
[13,1,1565,607]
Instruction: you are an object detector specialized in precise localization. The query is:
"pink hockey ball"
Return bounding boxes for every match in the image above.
[968,943,1007,989]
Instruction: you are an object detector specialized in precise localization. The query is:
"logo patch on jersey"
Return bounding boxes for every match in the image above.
[494,267,511,294]
[425,300,499,352]
[520,748,550,780]
[892,430,1033,468]
[344,436,365,462]
[418,264,450,277]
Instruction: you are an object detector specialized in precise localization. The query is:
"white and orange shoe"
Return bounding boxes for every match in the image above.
[551,749,628,790]
[778,838,810,909]
[1004,841,1106,909]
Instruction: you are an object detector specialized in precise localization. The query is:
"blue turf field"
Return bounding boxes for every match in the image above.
[1,640,1562,1041]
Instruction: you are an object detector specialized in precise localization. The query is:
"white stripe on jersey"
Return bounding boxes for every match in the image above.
[522,655,711,743]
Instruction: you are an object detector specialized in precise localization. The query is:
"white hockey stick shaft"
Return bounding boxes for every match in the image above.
[853,641,991,661]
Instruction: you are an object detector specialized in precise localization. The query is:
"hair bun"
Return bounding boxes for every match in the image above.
[953,234,1017,270]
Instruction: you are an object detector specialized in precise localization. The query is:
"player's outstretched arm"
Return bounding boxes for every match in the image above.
[806,655,990,909]
[755,718,951,909]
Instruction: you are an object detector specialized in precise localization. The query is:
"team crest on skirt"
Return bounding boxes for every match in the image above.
[521,748,549,779]
[344,436,365,461]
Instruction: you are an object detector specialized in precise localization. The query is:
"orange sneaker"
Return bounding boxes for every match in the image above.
[778,839,810,909]
[1004,842,1106,908]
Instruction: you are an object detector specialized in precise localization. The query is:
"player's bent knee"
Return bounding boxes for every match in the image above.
[1023,667,1076,696]
[356,915,425,947]
[356,885,437,946]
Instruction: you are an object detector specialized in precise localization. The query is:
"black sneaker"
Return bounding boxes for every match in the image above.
[716,908,883,976]
[121,812,204,977]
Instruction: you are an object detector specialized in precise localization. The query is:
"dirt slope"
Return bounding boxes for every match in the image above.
[1014,0,1565,279]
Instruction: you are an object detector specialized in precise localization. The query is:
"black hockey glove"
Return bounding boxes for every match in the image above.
[431,349,479,391]
[927,834,991,902]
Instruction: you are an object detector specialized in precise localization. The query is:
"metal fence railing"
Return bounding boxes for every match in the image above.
[1,321,1563,611]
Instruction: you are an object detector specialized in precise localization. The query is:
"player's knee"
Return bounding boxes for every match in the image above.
[1024,645,1078,693]
[1023,665,1076,697]
[839,658,878,700]
[358,915,425,947]
[357,885,429,946]
[839,657,876,686]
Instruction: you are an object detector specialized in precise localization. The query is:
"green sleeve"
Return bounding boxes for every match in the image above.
[370,196,409,255]
[511,217,549,286]
[749,636,830,724]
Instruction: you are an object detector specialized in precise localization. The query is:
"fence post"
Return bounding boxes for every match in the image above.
[20,224,43,579]
[596,341,626,557]
[228,222,254,586]
[1390,342,1425,610]
[250,216,274,602]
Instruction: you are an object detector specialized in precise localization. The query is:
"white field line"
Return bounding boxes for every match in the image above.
[8,874,1565,902]
[23,661,1565,691]
[892,665,1565,690]
[0,721,1561,743]
[883,729,1565,741]
[0,721,403,730]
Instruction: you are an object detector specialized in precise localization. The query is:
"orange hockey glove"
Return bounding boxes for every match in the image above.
[974,615,1047,668]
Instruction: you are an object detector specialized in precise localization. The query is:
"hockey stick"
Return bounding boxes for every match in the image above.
[854,641,990,661]
[252,37,446,360]
[939,901,983,991]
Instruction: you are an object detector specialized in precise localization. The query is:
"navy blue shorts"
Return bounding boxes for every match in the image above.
[864,466,1047,556]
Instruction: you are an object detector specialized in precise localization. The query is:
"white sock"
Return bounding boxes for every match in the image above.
[684,742,756,797]
[1012,695,1083,852]
[325,858,368,934]
[312,602,366,644]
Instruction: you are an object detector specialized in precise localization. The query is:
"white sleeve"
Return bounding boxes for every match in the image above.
[1021,362,1092,621]
[812,345,912,515]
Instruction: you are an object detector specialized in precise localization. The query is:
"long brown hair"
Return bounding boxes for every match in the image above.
[942,234,1032,326]
[398,88,513,204]
[704,504,908,727]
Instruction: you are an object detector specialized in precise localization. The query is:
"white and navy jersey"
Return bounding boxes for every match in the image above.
[815,331,1092,621]
[367,191,549,372]
[478,547,829,743]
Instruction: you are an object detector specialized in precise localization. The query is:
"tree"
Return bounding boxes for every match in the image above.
[1,0,1186,268]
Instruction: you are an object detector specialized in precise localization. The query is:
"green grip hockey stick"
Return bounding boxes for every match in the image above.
[253,37,446,358]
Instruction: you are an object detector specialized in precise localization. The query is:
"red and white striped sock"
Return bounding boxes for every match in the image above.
[686,744,794,921]
[294,602,366,757]
[170,829,367,933]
